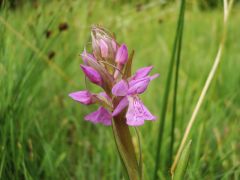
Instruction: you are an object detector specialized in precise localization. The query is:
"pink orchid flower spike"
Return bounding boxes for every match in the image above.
[69,25,159,127]
[112,66,159,126]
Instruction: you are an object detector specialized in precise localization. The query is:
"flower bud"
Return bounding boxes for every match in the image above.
[91,26,117,60]
[99,39,108,58]
[115,44,128,65]
[81,49,96,65]
[80,65,103,86]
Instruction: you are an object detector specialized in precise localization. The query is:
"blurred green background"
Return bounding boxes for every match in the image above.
[0,0,239,179]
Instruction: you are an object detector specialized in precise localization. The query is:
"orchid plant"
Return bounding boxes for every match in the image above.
[69,25,158,179]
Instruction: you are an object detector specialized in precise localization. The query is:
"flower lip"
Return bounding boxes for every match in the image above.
[126,96,156,126]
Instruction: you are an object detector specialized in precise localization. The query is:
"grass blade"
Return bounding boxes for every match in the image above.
[173,140,192,180]
[171,0,234,174]
[168,0,185,169]
[153,0,186,178]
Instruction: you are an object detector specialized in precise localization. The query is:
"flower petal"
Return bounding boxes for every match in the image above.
[128,77,150,95]
[112,96,129,116]
[150,73,159,80]
[99,39,108,58]
[131,66,153,80]
[85,106,112,126]
[115,44,128,65]
[126,96,155,126]
[111,40,118,52]
[69,90,94,105]
[81,49,96,65]
[128,73,159,95]
[112,80,128,96]
[80,65,103,86]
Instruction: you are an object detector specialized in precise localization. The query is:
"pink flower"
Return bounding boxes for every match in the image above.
[112,66,158,126]
[69,26,158,126]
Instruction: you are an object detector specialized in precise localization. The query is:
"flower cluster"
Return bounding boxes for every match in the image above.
[69,25,158,126]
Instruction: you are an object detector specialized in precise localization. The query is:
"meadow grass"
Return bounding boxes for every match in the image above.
[0,1,239,179]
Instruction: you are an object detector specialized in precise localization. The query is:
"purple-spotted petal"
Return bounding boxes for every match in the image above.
[112,96,129,116]
[115,44,128,65]
[131,66,153,80]
[69,90,94,105]
[112,80,128,96]
[128,77,150,95]
[85,106,112,126]
[126,96,155,126]
[80,65,103,86]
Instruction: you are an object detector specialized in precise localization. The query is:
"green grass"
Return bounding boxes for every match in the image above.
[0,1,239,179]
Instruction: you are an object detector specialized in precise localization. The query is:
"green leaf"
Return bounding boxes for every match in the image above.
[173,140,192,180]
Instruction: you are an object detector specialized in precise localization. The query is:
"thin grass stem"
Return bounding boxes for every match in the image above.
[153,1,185,179]
[168,0,185,168]
[171,0,234,175]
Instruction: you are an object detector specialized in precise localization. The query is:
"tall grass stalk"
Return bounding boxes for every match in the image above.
[171,0,234,175]
[168,0,185,168]
[153,0,186,179]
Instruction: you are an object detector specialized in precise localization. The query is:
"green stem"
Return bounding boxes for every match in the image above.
[112,116,140,180]
[134,127,142,179]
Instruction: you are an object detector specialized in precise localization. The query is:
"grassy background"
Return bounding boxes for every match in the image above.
[0,0,239,179]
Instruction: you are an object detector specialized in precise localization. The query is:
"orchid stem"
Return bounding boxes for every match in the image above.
[134,127,142,180]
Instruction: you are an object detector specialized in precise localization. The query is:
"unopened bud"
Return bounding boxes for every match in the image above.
[91,26,117,60]
[115,44,128,65]
[80,65,103,86]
